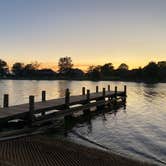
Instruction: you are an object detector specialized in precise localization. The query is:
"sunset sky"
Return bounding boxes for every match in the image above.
[0,0,166,70]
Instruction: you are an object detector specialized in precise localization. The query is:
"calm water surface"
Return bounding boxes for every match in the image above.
[0,80,166,165]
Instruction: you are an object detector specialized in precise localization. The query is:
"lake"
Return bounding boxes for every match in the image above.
[0,80,166,165]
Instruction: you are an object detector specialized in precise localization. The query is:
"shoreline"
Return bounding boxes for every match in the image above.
[0,135,156,166]
[0,78,166,83]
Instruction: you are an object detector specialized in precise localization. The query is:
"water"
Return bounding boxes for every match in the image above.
[0,80,166,165]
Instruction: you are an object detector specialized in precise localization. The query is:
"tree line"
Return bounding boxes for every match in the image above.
[0,57,166,82]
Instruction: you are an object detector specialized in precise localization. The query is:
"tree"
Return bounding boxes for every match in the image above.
[158,61,166,68]
[0,59,9,77]
[87,65,101,80]
[143,62,159,81]
[158,61,166,81]
[65,68,84,78]
[130,67,143,81]
[12,62,24,77]
[24,62,40,71]
[58,56,73,74]
[23,62,40,76]
[118,63,129,70]
[100,63,114,77]
[115,63,129,79]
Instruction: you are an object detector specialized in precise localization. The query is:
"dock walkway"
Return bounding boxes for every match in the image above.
[0,85,126,126]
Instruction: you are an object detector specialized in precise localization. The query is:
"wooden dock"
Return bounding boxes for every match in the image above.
[0,85,127,127]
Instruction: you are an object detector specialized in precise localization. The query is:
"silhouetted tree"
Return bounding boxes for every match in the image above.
[158,61,166,68]
[118,63,129,70]
[12,62,24,77]
[64,68,84,79]
[100,63,114,77]
[143,62,159,81]
[24,62,39,71]
[0,59,9,77]
[158,61,166,81]
[23,62,40,76]
[35,69,57,79]
[130,67,143,81]
[1,58,166,82]
[115,63,129,79]
[58,57,73,74]
[87,65,101,80]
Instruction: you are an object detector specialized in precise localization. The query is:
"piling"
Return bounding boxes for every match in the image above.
[108,85,110,91]
[96,86,99,93]
[114,86,117,99]
[107,85,111,103]
[82,87,86,95]
[29,95,34,125]
[65,89,70,108]
[122,85,127,103]
[102,88,106,98]
[41,91,46,115]
[124,85,127,96]
[86,90,90,103]
[83,89,91,115]
[42,90,46,102]
[3,94,9,108]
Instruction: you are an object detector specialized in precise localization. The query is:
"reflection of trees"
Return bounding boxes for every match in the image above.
[101,113,107,127]
[143,84,158,102]
[57,80,72,98]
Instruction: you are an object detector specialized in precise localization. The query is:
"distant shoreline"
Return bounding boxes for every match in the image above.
[0,77,166,83]
[0,60,166,83]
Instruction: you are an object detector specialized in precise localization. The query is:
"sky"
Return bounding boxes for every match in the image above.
[0,0,166,70]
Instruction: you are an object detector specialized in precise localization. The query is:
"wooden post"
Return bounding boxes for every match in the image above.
[65,88,70,108]
[86,89,90,103]
[3,94,9,108]
[42,90,46,102]
[82,87,86,95]
[122,85,127,103]
[115,86,117,98]
[83,89,90,115]
[29,95,34,125]
[102,88,105,98]
[96,86,99,93]
[41,91,46,115]
[124,85,127,96]
[108,85,110,91]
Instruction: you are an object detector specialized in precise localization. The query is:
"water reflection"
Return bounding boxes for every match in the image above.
[57,80,73,98]
[143,83,158,98]
[86,116,92,134]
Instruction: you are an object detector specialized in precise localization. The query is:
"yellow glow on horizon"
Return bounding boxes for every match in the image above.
[7,58,166,72]
[4,50,166,72]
